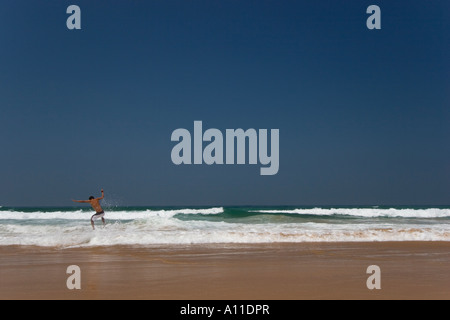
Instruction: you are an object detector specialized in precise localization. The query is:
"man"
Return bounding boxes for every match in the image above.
[72,189,106,230]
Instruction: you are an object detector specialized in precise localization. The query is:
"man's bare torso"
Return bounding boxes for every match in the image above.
[89,199,104,213]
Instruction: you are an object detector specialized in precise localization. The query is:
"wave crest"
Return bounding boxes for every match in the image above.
[0,207,225,220]
[250,208,450,218]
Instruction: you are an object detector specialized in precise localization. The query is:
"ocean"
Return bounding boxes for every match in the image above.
[0,206,449,247]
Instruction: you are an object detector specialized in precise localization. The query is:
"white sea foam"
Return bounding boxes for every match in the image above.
[251,207,450,218]
[0,207,449,247]
[0,217,449,247]
[0,207,224,220]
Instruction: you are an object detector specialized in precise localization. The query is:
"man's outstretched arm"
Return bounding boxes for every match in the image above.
[72,199,90,203]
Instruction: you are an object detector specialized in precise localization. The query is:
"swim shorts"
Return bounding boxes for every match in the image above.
[91,211,105,221]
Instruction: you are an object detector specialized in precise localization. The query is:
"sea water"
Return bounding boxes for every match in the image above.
[0,206,449,247]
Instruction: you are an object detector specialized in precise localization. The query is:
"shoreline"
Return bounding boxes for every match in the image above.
[0,242,449,300]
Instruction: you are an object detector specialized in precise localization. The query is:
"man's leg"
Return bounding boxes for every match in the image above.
[90,216,95,230]
[101,217,106,227]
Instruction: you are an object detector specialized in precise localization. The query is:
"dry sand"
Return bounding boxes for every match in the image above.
[0,242,449,300]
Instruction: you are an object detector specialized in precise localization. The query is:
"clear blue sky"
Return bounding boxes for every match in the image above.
[0,0,449,206]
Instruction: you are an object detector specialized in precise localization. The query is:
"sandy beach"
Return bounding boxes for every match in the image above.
[0,242,449,300]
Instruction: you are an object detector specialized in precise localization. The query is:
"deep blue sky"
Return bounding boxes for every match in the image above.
[0,0,449,206]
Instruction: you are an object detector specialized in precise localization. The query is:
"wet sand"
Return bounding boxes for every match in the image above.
[0,242,449,300]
